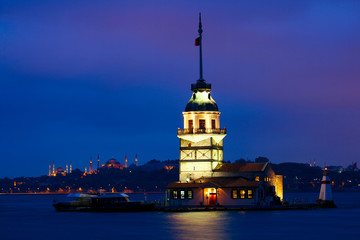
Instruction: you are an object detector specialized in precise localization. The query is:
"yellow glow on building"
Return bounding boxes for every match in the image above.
[270,175,283,201]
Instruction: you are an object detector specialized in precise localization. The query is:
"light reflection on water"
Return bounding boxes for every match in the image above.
[165,212,231,240]
[0,193,360,240]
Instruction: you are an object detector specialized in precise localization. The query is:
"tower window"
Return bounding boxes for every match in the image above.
[199,119,206,129]
[211,119,216,129]
[188,120,193,129]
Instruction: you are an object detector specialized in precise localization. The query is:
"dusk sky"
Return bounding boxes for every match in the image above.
[1,0,360,177]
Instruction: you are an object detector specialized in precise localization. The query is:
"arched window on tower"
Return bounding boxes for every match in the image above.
[199,119,206,129]
[211,119,216,129]
[188,120,193,133]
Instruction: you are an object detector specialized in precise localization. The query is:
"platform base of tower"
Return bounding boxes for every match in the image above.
[316,199,337,208]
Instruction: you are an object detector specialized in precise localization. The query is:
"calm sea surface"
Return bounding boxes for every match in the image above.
[1,192,359,240]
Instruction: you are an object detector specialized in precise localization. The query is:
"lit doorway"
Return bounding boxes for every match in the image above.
[205,188,217,206]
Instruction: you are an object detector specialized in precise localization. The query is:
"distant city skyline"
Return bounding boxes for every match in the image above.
[1,0,360,177]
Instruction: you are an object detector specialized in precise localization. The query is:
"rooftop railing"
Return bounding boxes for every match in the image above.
[177,128,226,135]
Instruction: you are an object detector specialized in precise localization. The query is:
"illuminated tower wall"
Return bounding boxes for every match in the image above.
[177,14,226,182]
[178,82,226,182]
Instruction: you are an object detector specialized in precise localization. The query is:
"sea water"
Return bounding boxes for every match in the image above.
[0,192,359,240]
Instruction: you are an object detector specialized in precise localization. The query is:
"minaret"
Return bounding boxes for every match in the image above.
[66,162,69,173]
[90,156,93,172]
[85,165,87,173]
[49,163,51,176]
[70,162,72,173]
[97,154,100,169]
[177,13,226,182]
[135,154,138,167]
[52,161,55,175]
[125,155,128,168]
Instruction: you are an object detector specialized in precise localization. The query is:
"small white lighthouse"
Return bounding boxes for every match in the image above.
[317,167,336,208]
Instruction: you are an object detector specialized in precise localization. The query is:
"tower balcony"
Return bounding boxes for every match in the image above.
[177,128,226,135]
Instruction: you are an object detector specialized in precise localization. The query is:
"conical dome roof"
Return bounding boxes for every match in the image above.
[185,80,218,112]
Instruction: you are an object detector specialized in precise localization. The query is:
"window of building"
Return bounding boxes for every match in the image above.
[199,119,206,129]
[240,190,246,199]
[248,189,253,199]
[187,190,193,199]
[180,190,185,199]
[173,190,178,199]
[188,120,193,129]
[255,176,260,182]
[231,189,238,199]
[211,119,216,129]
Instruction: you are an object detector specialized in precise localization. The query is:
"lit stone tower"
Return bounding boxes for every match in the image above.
[177,14,226,182]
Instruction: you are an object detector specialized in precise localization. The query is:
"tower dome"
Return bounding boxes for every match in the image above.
[185,80,218,112]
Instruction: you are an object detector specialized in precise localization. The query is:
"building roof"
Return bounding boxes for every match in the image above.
[167,176,261,189]
[214,163,268,173]
[185,91,218,112]
[101,158,125,169]
[185,80,219,112]
[105,158,121,165]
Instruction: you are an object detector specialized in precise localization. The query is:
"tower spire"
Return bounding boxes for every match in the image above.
[196,12,204,81]
[97,154,100,170]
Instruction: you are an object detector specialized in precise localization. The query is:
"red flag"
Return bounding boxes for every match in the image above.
[195,37,200,46]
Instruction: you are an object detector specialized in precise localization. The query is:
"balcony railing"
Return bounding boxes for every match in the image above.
[177,128,226,135]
